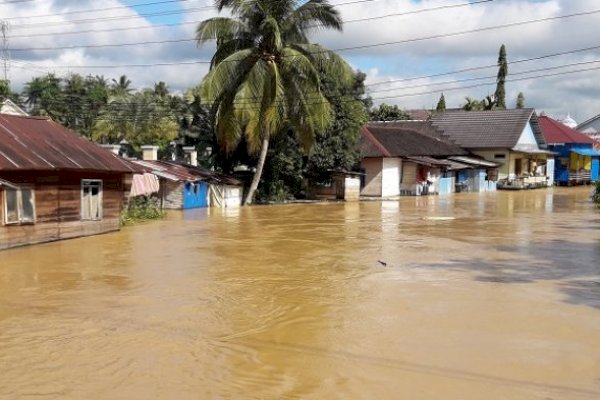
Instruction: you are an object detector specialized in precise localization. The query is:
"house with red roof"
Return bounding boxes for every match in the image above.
[0,113,142,250]
[539,116,600,185]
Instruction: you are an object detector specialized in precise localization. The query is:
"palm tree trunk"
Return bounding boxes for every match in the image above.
[244,128,270,205]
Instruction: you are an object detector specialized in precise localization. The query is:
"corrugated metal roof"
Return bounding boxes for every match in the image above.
[448,156,500,167]
[539,116,596,145]
[430,108,546,149]
[0,114,142,173]
[406,156,453,166]
[132,160,242,186]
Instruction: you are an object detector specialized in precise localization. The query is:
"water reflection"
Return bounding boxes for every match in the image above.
[0,187,599,399]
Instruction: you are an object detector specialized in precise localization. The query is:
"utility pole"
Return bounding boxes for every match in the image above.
[1,21,10,82]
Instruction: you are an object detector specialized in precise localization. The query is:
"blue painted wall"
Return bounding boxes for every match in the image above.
[183,181,209,209]
[549,143,599,183]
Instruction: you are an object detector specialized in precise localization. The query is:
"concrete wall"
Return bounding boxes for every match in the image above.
[344,177,361,201]
[382,158,402,197]
[361,158,383,197]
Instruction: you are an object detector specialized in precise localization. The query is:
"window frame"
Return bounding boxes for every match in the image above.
[2,185,36,226]
[81,179,103,221]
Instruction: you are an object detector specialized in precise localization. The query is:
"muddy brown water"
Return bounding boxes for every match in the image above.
[1,187,599,399]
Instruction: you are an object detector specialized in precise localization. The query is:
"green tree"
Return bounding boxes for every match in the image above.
[516,92,525,109]
[23,73,64,118]
[196,0,351,205]
[435,93,446,112]
[369,103,410,121]
[256,69,369,201]
[111,75,133,97]
[0,80,20,106]
[462,96,483,111]
[92,90,178,149]
[494,44,507,109]
[154,81,169,98]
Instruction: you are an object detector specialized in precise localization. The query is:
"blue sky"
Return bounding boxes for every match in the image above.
[3,0,600,122]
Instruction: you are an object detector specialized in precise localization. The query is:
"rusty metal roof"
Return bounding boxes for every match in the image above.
[0,114,142,173]
[131,160,241,186]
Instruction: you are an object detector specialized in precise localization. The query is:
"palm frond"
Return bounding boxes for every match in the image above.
[196,17,249,45]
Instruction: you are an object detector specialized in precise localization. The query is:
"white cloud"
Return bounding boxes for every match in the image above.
[1,0,600,122]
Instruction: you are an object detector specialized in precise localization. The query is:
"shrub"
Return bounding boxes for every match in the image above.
[593,180,600,205]
[121,196,164,225]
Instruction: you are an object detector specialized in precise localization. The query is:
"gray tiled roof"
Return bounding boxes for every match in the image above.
[429,108,546,149]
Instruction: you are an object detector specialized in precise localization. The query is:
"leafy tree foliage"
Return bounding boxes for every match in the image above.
[516,92,525,109]
[494,44,508,109]
[369,103,410,121]
[196,0,352,204]
[436,93,446,112]
[92,90,179,149]
[256,70,370,202]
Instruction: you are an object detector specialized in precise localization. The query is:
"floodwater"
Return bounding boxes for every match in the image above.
[1,187,599,400]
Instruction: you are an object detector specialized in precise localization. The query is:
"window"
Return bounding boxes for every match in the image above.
[3,187,35,225]
[81,180,103,220]
[494,153,506,160]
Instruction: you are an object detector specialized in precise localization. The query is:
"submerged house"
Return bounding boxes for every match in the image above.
[539,116,600,184]
[430,108,555,189]
[360,121,472,196]
[131,147,242,209]
[0,114,140,251]
[576,113,600,148]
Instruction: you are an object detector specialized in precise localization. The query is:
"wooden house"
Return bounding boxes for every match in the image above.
[360,121,471,196]
[0,114,140,251]
[539,116,600,184]
[430,108,555,190]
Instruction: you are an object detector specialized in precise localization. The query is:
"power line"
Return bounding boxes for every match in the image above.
[12,42,600,96]
[9,0,378,30]
[7,0,491,37]
[2,0,193,21]
[13,62,600,113]
[9,8,599,54]
[366,43,600,87]
[0,0,34,4]
[8,0,483,38]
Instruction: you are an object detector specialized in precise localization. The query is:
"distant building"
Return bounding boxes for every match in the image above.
[430,108,555,189]
[576,113,600,148]
[539,116,600,185]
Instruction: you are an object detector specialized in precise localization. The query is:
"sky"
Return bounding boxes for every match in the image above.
[1,0,600,123]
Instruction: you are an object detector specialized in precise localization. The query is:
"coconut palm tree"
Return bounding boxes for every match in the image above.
[196,0,352,204]
[111,75,133,97]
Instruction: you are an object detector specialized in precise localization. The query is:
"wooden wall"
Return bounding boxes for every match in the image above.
[160,180,184,209]
[0,171,125,251]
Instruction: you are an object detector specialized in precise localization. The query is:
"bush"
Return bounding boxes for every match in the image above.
[593,180,600,205]
[121,196,164,225]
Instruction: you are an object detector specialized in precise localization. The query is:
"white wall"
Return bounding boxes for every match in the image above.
[382,158,402,197]
[516,122,539,147]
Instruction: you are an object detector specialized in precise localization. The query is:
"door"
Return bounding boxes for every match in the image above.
[592,158,600,182]
[183,181,209,209]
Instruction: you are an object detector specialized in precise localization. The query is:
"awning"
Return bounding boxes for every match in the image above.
[448,156,500,168]
[445,160,472,170]
[0,178,20,189]
[130,173,160,197]
[406,156,452,167]
[572,148,600,156]
[511,145,556,155]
